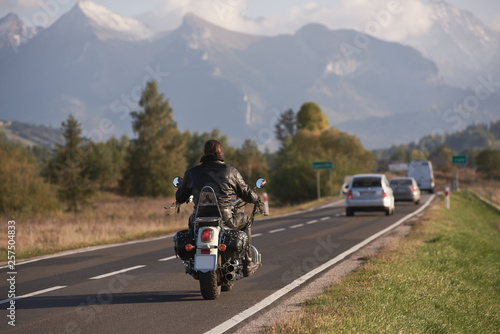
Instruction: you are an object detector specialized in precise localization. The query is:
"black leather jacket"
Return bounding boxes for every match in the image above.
[175,155,259,224]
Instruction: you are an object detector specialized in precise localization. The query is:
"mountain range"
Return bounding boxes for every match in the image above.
[0,0,499,150]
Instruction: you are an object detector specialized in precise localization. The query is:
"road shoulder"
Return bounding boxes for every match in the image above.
[235,202,431,334]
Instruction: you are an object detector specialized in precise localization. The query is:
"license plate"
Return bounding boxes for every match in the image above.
[194,254,217,272]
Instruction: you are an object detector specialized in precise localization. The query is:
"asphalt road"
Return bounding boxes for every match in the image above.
[1,194,433,334]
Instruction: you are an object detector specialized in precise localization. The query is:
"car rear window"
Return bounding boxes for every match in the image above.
[352,177,382,187]
[391,179,412,186]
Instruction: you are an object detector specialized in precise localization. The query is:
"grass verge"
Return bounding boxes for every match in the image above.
[268,191,500,333]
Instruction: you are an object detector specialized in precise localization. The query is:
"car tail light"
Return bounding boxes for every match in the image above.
[411,186,417,193]
[201,229,213,242]
[347,190,353,199]
[381,190,388,198]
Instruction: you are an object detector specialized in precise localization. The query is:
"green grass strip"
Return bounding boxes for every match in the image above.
[271,191,500,333]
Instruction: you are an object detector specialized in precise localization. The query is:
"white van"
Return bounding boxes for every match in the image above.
[408,160,435,193]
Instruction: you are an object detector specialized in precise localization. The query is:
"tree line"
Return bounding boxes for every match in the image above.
[2,80,499,215]
[373,120,500,175]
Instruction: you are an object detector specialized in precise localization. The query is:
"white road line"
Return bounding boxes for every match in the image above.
[289,224,304,229]
[318,199,345,209]
[269,228,286,234]
[89,265,146,280]
[0,234,175,269]
[252,233,263,238]
[0,286,67,305]
[158,256,177,262]
[320,216,330,221]
[205,195,435,334]
[306,219,318,225]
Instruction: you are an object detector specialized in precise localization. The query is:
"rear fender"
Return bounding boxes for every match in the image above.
[196,227,220,255]
[194,227,220,273]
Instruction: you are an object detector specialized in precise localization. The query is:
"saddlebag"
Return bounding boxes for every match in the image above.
[173,229,195,260]
[221,229,249,259]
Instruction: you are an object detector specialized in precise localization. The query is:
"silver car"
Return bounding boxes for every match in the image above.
[345,174,395,216]
[390,177,420,205]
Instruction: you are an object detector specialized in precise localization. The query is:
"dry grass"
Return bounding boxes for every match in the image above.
[471,179,500,207]
[0,193,193,260]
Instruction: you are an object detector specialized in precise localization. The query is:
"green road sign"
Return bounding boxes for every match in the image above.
[452,155,467,164]
[312,161,333,170]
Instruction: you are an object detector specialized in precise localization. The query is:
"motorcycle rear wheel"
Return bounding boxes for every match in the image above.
[199,270,221,300]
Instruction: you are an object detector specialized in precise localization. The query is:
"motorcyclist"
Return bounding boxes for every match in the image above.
[175,139,260,277]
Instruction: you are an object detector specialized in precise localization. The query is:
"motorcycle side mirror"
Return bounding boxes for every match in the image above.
[173,176,183,188]
[256,178,267,189]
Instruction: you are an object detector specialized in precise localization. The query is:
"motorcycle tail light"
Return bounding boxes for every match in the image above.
[219,244,227,252]
[185,244,193,252]
[201,229,213,242]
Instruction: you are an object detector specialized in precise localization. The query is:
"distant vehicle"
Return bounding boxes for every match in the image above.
[345,174,395,216]
[390,177,420,205]
[408,160,435,193]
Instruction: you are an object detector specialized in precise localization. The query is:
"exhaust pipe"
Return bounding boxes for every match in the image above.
[226,273,234,280]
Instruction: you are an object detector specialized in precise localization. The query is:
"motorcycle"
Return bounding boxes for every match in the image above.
[170,177,267,300]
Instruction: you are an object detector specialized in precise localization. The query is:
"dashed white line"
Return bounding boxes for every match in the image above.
[289,223,304,229]
[158,256,176,262]
[269,228,286,234]
[0,286,67,305]
[320,216,330,221]
[252,233,263,238]
[306,220,318,225]
[90,265,146,280]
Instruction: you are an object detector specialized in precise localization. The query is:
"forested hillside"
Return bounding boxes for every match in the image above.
[373,120,500,170]
[0,120,63,148]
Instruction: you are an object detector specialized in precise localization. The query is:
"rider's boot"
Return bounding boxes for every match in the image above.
[242,224,259,277]
[243,254,259,277]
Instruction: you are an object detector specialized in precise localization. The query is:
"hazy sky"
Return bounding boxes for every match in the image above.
[1,0,500,40]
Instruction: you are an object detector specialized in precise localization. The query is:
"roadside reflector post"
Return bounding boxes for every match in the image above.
[445,187,450,209]
[262,192,269,216]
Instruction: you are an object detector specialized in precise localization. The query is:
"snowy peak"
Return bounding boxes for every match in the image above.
[429,0,496,46]
[406,0,500,87]
[62,0,151,41]
[0,13,39,50]
[178,12,262,50]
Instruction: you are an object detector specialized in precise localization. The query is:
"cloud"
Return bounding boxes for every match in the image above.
[280,0,435,42]
[0,0,41,9]
[492,14,500,32]
[140,0,263,34]
[142,0,435,42]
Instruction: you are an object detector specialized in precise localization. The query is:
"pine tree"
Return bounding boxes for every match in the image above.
[121,81,186,196]
[44,114,94,212]
[274,109,297,143]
